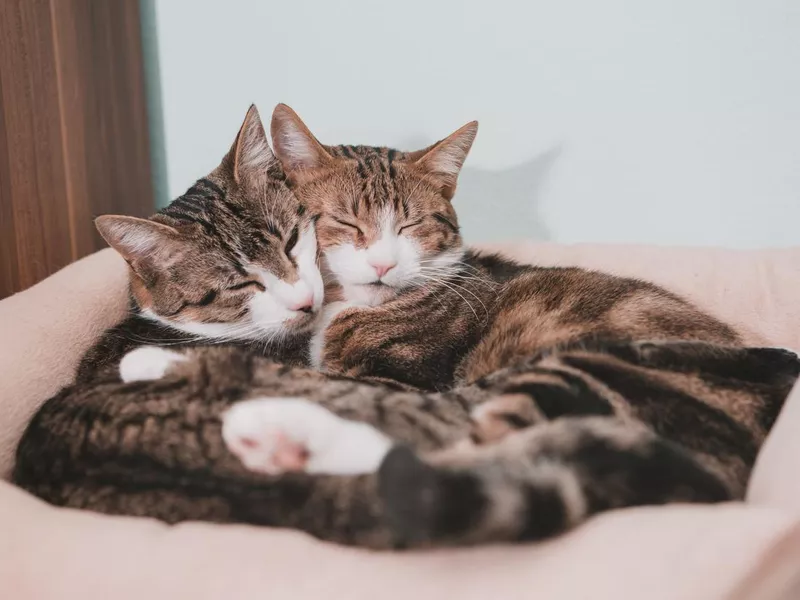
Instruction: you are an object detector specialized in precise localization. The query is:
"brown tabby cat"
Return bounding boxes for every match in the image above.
[72,105,323,383]
[13,104,798,550]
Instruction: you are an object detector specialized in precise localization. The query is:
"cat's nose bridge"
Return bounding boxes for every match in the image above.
[281,278,316,313]
[365,230,400,268]
[361,226,382,246]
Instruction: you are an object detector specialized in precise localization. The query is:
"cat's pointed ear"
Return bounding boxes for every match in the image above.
[413,121,478,200]
[229,104,276,183]
[270,104,333,173]
[95,215,183,277]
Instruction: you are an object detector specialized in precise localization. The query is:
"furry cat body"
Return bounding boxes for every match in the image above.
[13,104,799,549]
[266,106,741,388]
[15,338,798,548]
[317,250,741,391]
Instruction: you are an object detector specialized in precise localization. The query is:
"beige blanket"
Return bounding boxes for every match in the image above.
[1,244,799,599]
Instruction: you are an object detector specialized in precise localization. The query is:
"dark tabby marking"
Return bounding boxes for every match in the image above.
[380,419,731,545]
[14,341,798,548]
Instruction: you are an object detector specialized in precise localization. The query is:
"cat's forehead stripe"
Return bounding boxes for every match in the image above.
[331,146,407,213]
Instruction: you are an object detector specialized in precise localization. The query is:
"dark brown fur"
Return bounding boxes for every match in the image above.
[14,341,798,548]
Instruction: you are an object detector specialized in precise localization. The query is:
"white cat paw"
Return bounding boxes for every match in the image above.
[119,346,188,383]
[221,397,392,475]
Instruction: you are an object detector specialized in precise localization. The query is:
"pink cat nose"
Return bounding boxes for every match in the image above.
[290,295,315,314]
[370,262,397,279]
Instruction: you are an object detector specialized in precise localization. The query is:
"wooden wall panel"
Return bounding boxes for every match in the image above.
[0,0,154,299]
[0,0,73,298]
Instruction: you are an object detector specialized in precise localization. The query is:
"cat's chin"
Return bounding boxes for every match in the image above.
[142,307,318,342]
[250,309,320,339]
[342,283,400,307]
[281,311,319,333]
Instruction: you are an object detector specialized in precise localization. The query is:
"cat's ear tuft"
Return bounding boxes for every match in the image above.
[414,121,478,200]
[95,215,182,276]
[270,104,332,173]
[231,104,276,183]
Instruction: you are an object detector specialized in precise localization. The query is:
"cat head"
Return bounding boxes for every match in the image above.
[270,104,477,306]
[96,105,323,341]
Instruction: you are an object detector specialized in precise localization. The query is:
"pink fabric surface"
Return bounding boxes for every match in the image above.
[748,372,800,513]
[0,249,129,478]
[1,479,796,600]
[1,243,800,600]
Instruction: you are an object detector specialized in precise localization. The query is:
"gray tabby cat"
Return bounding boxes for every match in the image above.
[14,104,799,549]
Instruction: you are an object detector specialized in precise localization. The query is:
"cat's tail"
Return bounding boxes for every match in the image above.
[378,416,732,547]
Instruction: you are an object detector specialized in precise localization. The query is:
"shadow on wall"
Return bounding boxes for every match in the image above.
[403,138,560,243]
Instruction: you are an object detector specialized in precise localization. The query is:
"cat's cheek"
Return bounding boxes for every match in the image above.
[417,247,465,275]
[383,236,422,288]
[341,284,395,307]
[247,292,293,333]
[324,243,376,286]
[293,231,324,312]
[139,308,240,340]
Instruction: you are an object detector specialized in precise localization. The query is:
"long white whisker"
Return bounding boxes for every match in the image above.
[417,267,497,291]
[416,274,480,322]
[419,274,489,319]
[418,258,484,277]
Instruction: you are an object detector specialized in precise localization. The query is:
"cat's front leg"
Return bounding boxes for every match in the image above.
[222,397,393,475]
[309,300,362,371]
[119,346,188,382]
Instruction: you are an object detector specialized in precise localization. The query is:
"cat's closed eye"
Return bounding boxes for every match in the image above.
[284,226,299,255]
[431,212,459,233]
[226,280,266,292]
[333,218,364,236]
[397,219,423,235]
[161,289,220,317]
[196,290,218,306]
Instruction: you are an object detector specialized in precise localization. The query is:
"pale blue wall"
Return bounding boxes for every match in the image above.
[147,0,800,247]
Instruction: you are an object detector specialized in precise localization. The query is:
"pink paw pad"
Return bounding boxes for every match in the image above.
[225,428,310,475]
[269,432,310,471]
